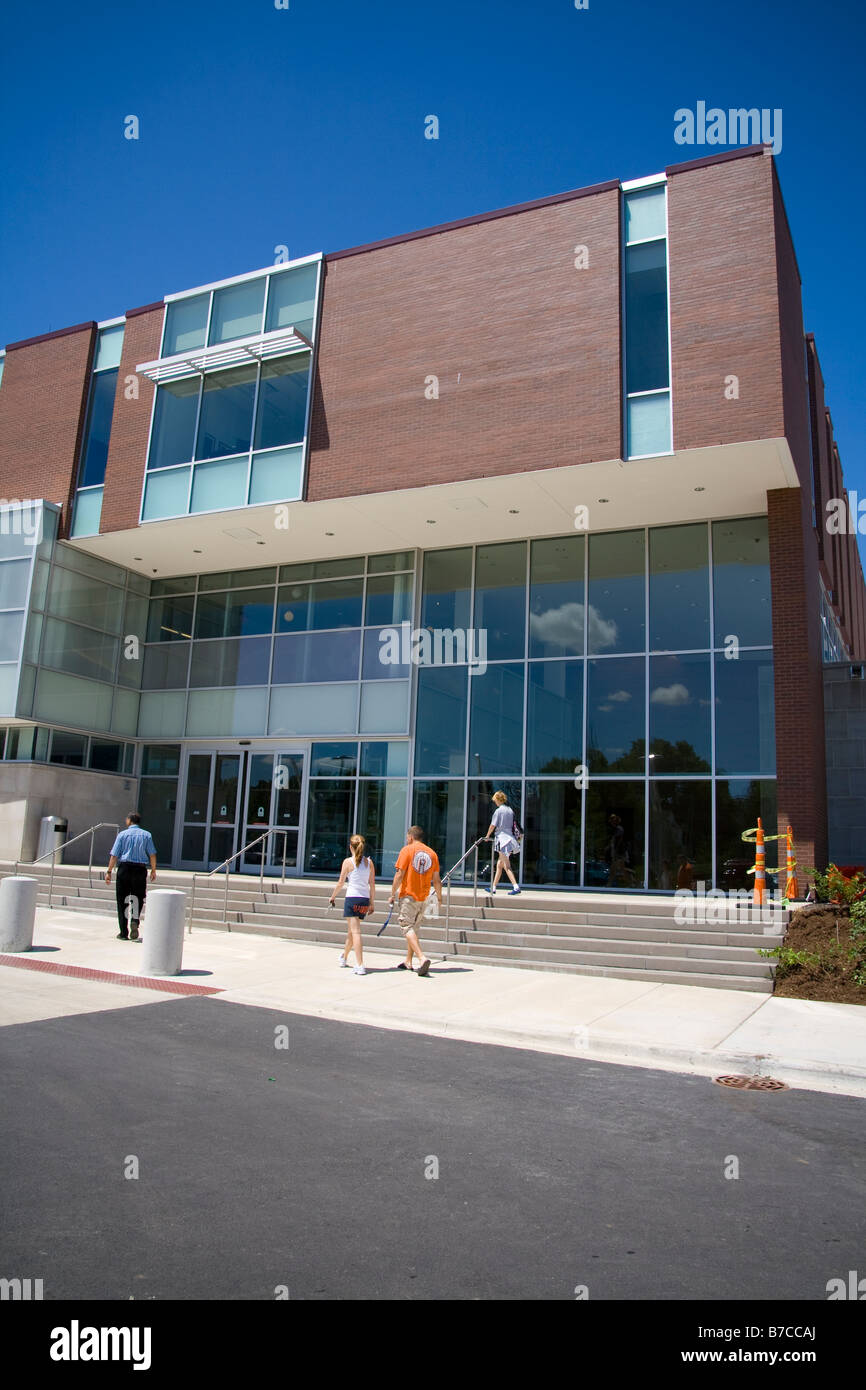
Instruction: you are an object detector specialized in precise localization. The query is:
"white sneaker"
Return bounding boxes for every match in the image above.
[338,954,349,968]
[353,965,367,975]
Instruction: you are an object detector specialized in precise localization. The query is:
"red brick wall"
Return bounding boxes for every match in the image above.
[667,150,784,451]
[100,305,163,533]
[772,167,812,489]
[768,487,828,871]
[806,337,866,660]
[0,324,96,534]
[307,187,623,500]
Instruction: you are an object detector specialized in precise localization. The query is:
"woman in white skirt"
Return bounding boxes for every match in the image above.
[485,790,522,896]
[329,834,375,975]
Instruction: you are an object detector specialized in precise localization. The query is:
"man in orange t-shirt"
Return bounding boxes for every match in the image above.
[389,825,442,976]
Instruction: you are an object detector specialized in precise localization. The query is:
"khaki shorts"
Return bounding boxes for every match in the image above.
[397,896,425,935]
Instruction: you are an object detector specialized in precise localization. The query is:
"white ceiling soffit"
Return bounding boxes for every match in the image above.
[136,327,312,384]
[70,438,798,578]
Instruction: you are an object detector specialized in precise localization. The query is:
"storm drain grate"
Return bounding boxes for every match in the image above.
[713,1074,789,1091]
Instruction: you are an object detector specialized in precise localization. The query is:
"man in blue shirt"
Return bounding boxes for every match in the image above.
[105,813,157,941]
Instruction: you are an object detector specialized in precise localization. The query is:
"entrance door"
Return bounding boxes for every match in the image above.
[240,749,306,874]
[179,750,243,869]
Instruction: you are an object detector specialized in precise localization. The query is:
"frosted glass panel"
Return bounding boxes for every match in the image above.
[94,325,125,371]
[47,566,124,632]
[0,559,32,608]
[189,457,247,514]
[186,687,268,736]
[0,611,23,661]
[360,680,410,734]
[0,664,19,715]
[111,686,140,735]
[268,683,357,736]
[23,613,42,663]
[625,187,666,243]
[34,669,113,729]
[627,392,671,457]
[16,662,35,716]
[70,487,103,537]
[142,466,191,521]
[53,543,126,586]
[0,508,39,558]
[248,446,303,504]
[137,690,187,737]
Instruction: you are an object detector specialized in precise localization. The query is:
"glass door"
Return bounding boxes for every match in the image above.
[179,750,244,868]
[240,748,306,874]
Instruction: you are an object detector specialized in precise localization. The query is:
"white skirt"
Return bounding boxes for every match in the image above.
[495,831,519,856]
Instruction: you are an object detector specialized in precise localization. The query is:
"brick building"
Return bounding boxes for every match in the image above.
[0,144,862,886]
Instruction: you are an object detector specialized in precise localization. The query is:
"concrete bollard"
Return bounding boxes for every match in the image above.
[0,876,39,952]
[140,889,186,977]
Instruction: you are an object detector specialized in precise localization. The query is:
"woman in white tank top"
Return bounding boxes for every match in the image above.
[329,834,375,975]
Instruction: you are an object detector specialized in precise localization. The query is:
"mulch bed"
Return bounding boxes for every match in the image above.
[771,903,865,1005]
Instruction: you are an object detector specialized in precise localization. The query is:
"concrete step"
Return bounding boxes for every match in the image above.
[184,911,771,979]
[8,863,779,993]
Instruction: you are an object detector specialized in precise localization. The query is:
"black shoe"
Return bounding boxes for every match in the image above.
[116,932,129,940]
[397,962,409,971]
[417,957,432,977]
[129,926,140,942]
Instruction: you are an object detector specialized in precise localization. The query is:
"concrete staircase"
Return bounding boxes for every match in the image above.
[1,860,786,993]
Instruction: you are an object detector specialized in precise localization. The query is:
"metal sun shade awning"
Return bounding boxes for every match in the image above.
[136,326,312,384]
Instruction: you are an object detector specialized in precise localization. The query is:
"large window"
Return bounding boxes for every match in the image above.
[143,353,310,519]
[623,185,671,457]
[137,555,415,739]
[70,324,125,538]
[143,262,321,522]
[411,521,774,889]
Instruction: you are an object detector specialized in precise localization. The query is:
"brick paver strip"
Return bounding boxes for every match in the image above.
[0,955,223,996]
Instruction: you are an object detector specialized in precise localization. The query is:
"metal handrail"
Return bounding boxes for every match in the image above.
[188,827,289,932]
[15,822,120,910]
[444,839,497,950]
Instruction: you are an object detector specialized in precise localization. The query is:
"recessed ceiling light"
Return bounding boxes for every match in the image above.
[325,531,334,537]
[694,486,705,492]
[508,509,519,515]
[256,541,265,546]
[598,498,609,503]
[426,519,436,524]
[193,549,202,554]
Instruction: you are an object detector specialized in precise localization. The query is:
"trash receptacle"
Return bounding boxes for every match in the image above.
[37,816,68,863]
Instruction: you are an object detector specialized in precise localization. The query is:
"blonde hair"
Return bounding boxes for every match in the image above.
[350,834,366,867]
[492,791,507,806]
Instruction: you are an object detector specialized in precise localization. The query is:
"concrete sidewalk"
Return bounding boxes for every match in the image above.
[1,907,865,1099]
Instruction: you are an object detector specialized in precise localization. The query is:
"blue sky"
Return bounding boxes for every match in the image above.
[1,0,864,561]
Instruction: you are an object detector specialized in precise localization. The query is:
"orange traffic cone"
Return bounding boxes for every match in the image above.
[753,817,766,907]
[784,825,799,901]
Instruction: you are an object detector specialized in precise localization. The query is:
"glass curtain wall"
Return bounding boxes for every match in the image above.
[413,519,775,889]
[139,551,414,741]
[305,739,409,877]
[20,540,146,737]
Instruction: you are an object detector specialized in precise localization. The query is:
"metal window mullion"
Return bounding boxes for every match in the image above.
[662,183,673,451]
[708,519,717,888]
[644,526,650,889]
[246,361,263,504]
[580,527,589,888]
[519,539,530,886]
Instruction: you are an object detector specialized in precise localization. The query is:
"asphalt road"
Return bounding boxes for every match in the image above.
[1,996,863,1300]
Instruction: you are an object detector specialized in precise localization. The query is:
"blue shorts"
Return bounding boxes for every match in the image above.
[344,897,370,919]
